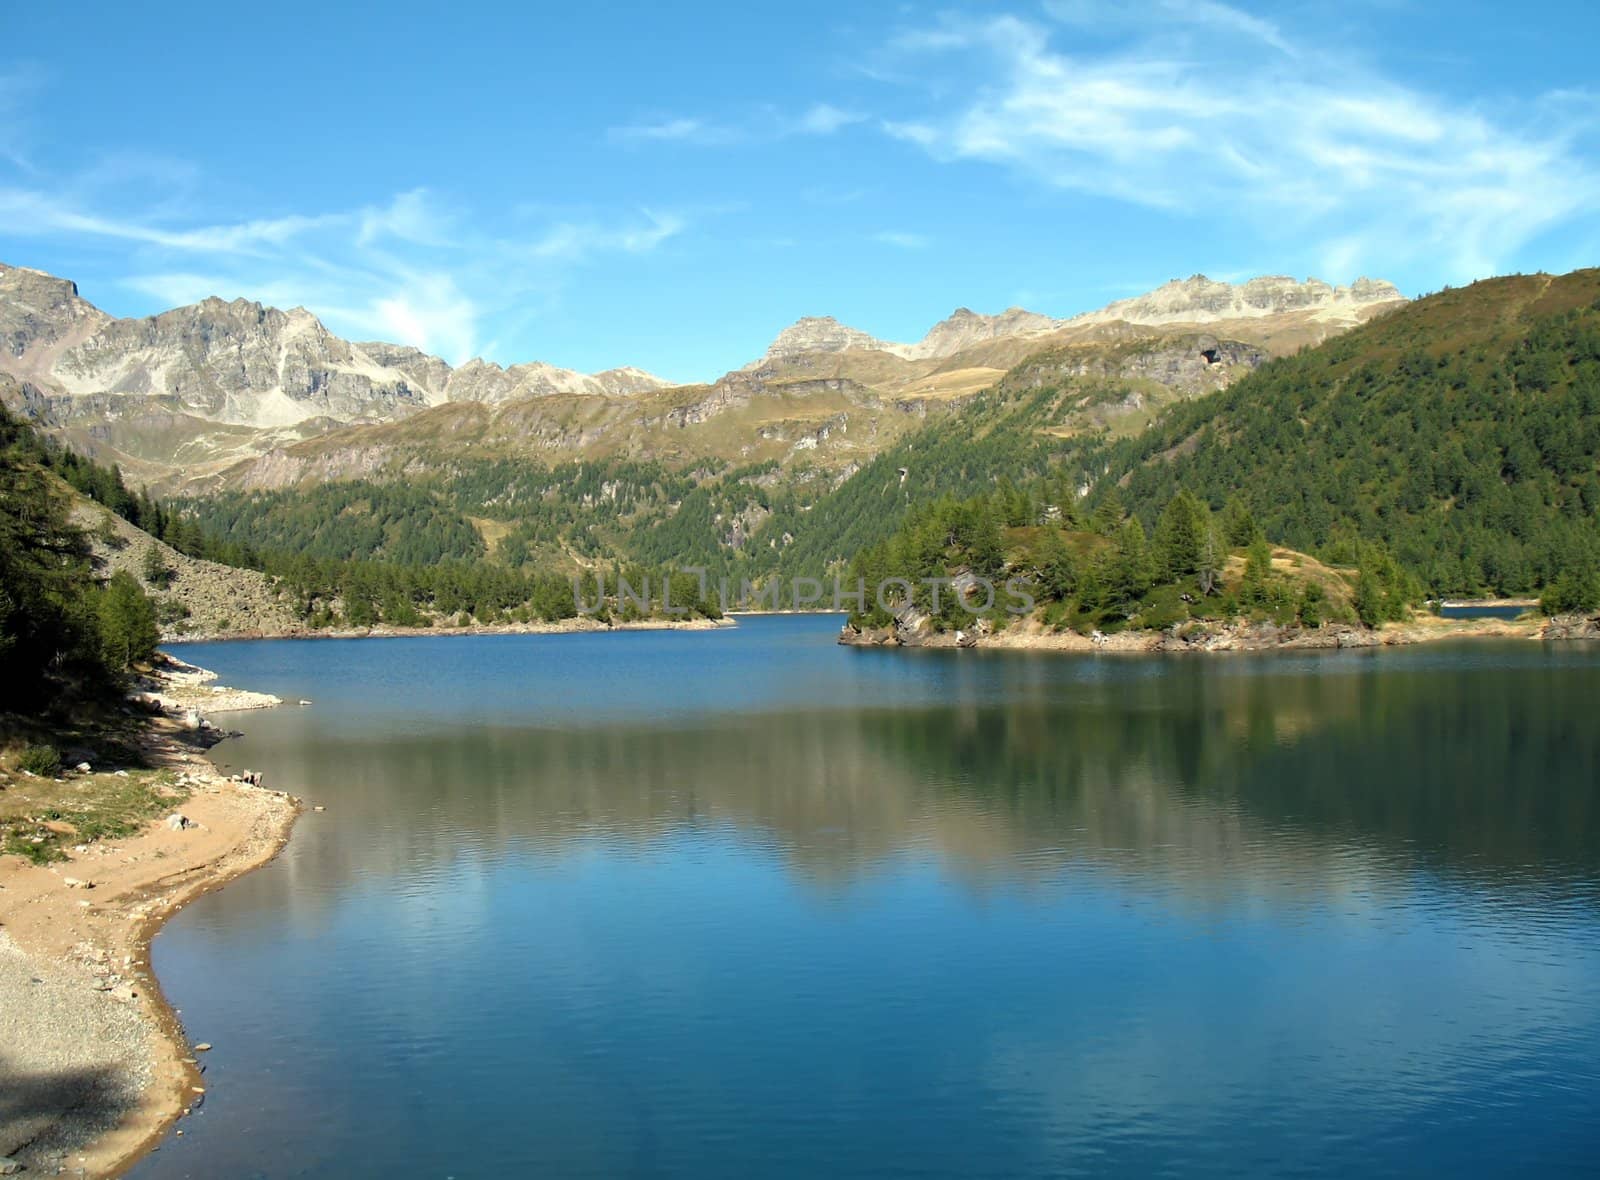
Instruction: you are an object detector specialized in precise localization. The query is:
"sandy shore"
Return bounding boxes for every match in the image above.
[840,613,1548,653]
[0,667,298,1177]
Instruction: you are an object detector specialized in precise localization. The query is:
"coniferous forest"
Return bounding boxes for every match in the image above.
[5,270,1600,714]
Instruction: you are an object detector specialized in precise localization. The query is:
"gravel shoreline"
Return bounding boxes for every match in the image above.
[0,664,298,1178]
[838,613,1550,653]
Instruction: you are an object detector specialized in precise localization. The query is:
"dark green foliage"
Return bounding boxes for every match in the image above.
[1540,563,1600,615]
[1035,529,1078,600]
[141,544,173,588]
[1353,545,1420,627]
[1221,496,1258,548]
[18,744,62,777]
[1091,487,1127,537]
[0,405,109,711]
[184,481,485,565]
[850,482,1367,634]
[97,571,160,670]
[1154,490,1209,581]
[1093,271,1600,598]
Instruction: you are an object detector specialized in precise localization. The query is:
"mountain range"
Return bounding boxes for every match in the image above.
[7,259,1595,614]
[0,261,1403,492]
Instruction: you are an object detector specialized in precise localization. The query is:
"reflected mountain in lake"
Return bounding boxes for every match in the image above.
[134,619,1600,1179]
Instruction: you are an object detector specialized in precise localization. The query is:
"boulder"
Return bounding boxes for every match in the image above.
[1543,613,1600,641]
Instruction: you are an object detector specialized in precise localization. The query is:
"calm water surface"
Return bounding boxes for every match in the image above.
[134,617,1600,1178]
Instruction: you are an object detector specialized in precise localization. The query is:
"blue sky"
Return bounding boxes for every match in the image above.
[3,0,1598,382]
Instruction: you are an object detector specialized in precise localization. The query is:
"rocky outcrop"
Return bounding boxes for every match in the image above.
[51,299,434,426]
[1071,275,1404,328]
[73,498,301,638]
[436,358,672,403]
[840,616,1394,653]
[908,307,1057,358]
[747,317,897,367]
[745,276,1402,376]
[0,261,671,442]
[1008,335,1266,393]
[0,264,110,362]
[1542,613,1600,641]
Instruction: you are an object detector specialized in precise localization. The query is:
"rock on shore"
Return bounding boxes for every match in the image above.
[1542,612,1600,641]
[0,658,298,1175]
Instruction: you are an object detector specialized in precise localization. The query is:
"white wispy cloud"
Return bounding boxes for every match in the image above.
[873,230,930,249]
[876,3,1600,280]
[0,167,691,364]
[608,103,865,147]
[525,210,686,262]
[0,67,45,172]
[795,103,866,135]
[608,116,743,146]
[0,187,340,255]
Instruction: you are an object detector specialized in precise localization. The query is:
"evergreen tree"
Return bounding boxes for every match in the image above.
[1036,529,1078,601]
[1091,487,1127,537]
[141,543,173,588]
[97,570,159,672]
[0,411,108,709]
[1197,523,1226,597]
[1155,491,1208,581]
[1221,496,1259,548]
[1110,518,1157,605]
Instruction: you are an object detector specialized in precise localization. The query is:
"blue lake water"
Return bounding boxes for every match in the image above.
[1437,604,1534,620]
[133,616,1600,1177]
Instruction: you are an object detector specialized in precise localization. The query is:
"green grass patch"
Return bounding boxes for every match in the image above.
[0,765,188,865]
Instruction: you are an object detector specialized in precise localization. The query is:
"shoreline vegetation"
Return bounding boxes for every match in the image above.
[166,613,738,644]
[0,655,296,1178]
[836,481,1600,656]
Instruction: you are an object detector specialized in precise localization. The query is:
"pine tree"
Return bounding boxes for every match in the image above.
[1036,530,1078,601]
[1111,518,1156,604]
[1221,496,1258,548]
[97,570,159,671]
[1155,491,1208,581]
[1091,487,1127,537]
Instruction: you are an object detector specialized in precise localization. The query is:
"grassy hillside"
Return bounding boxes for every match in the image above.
[1091,271,1600,595]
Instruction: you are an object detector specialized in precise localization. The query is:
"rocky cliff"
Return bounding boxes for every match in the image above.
[745,275,1403,371]
[1,261,1403,491]
[1070,275,1404,328]
[0,260,670,439]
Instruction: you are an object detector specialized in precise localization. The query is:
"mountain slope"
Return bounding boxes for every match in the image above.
[1092,270,1600,594]
[1,263,1402,494]
[0,262,674,485]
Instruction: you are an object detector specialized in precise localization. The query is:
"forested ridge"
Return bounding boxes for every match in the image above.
[844,481,1418,635]
[1092,271,1600,596]
[10,269,1600,655]
[0,405,159,714]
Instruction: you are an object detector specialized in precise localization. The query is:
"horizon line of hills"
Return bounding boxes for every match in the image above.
[0,259,1403,402]
[0,259,1404,495]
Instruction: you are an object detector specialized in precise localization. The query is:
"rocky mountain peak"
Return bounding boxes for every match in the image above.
[0,261,111,363]
[0,262,675,438]
[908,305,1058,359]
[1074,274,1405,327]
[752,316,893,366]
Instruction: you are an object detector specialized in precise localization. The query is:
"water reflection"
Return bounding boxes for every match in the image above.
[204,648,1600,908]
[131,622,1600,1179]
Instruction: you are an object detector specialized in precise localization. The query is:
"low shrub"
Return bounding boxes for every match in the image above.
[18,744,62,777]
